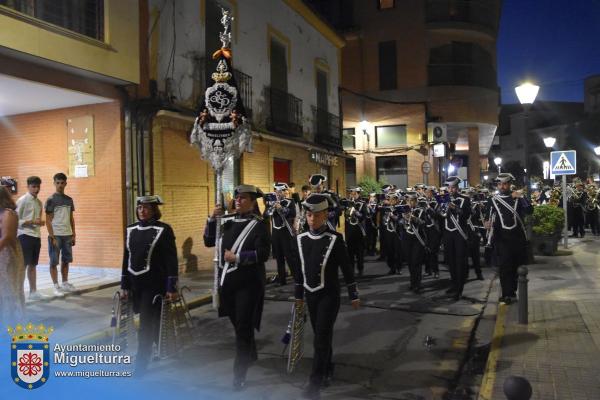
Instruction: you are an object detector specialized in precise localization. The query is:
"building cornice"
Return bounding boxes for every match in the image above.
[281,0,346,49]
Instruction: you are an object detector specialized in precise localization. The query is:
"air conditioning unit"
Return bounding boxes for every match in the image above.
[427,123,447,143]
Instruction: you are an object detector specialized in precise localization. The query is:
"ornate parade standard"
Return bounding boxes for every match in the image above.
[190,9,253,308]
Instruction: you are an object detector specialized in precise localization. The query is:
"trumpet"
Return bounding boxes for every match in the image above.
[485,212,496,248]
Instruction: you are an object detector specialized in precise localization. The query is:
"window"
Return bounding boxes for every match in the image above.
[376,156,408,189]
[274,159,291,184]
[0,0,104,41]
[378,41,397,90]
[270,38,288,91]
[378,0,395,10]
[346,158,357,187]
[316,69,328,111]
[375,125,407,148]
[342,128,356,149]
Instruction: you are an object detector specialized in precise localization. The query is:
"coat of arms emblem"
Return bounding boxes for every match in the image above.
[8,323,53,390]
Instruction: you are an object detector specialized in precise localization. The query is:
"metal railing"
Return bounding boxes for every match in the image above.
[233,69,253,119]
[266,87,303,137]
[425,0,497,31]
[0,0,104,41]
[312,106,342,149]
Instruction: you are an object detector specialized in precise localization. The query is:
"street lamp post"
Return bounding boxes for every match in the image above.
[494,157,502,174]
[515,82,540,200]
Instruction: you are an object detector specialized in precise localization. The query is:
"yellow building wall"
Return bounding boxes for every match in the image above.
[0,0,139,83]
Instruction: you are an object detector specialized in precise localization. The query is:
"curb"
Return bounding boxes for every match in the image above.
[68,293,214,345]
[477,302,508,400]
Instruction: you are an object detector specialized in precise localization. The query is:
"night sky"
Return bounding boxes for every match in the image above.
[498,0,600,104]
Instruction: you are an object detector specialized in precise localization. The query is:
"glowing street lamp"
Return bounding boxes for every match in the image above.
[543,137,556,148]
[594,146,600,156]
[494,157,502,173]
[515,82,540,105]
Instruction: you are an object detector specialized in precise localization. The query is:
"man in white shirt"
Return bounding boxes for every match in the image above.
[16,176,47,300]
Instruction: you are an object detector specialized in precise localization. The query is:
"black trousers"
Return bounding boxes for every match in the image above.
[378,225,387,258]
[384,230,402,272]
[366,222,378,255]
[222,282,261,380]
[402,235,425,289]
[272,228,297,284]
[443,230,469,295]
[345,224,365,273]
[306,290,340,387]
[571,207,585,236]
[135,289,162,366]
[586,209,599,234]
[425,227,441,274]
[493,238,525,298]
[468,230,482,276]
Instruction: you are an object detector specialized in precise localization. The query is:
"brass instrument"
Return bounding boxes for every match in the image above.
[265,192,295,236]
[485,212,496,248]
[287,300,306,373]
[152,287,195,359]
[111,291,135,350]
[584,184,598,212]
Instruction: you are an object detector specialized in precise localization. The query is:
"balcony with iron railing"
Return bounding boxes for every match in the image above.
[428,63,497,90]
[266,87,303,138]
[425,0,498,36]
[312,106,342,150]
[233,69,253,119]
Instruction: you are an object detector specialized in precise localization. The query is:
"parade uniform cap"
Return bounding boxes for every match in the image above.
[137,195,164,205]
[426,185,437,191]
[273,182,289,191]
[302,194,329,212]
[444,176,462,187]
[309,174,327,187]
[381,184,393,193]
[494,173,515,184]
[369,192,377,197]
[347,187,362,193]
[0,177,16,187]
[405,191,418,199]
[386,192,400,200]
[414,183,426,189]
[234,184,264,198]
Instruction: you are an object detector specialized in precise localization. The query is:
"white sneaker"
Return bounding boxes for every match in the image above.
[62,282,76,292]
[29,292,49,301]
[53,287,65,297]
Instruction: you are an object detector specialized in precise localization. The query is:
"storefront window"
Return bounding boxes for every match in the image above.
[375,125,407,148]
[376,156,407,188]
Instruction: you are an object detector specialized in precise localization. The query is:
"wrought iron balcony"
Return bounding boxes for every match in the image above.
[425,0,498,32]
[266,87,303,137]
[428,64,497,90]
[233,69,253,119]
[312,106,342,149]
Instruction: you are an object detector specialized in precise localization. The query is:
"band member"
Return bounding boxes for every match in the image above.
[422,190,440,279]
[568,180,587,237]
[401,192,428,293]
[586,185,600,236]
[204,184,271,390]
[365,193,379,256]
[343,187,367,276]
[382,192,403,275]
[377,184,393,261]
[292,194,360,399]
[485,174,533,304]
[265,182,298,286]
[441,177,471,301]
[308,174,340,232]
[467,189,484,281]
[296,185,312,234]
[120,195,178,375]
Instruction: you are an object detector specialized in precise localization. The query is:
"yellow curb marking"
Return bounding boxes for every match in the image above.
[478,303,507,400]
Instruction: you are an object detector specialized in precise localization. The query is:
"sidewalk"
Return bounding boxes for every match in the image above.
[479,237,600,400]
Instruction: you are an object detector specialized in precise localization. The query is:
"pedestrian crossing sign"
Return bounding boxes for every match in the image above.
[550,150,576,175]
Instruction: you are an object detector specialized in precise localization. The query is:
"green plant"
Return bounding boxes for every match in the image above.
[532,205,565,236]
[358,175,382,194]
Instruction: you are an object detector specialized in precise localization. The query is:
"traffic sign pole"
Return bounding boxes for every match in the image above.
[562,175,568,249]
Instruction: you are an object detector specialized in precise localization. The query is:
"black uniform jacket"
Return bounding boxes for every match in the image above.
[487,194,533,241]
[121,220,179,311]
[293,229,358,301]
[203,213,270,330]
[444,194,472,234]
